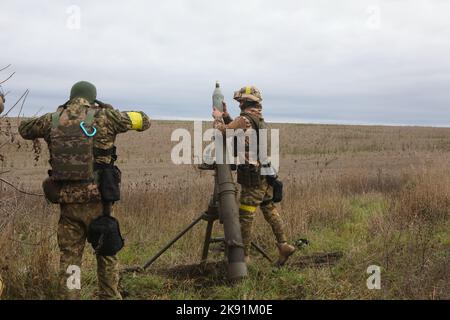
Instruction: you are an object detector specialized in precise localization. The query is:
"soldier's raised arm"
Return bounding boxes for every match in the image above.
[212,104,247,133]
[18,113,52,140]
[102,108,151,135]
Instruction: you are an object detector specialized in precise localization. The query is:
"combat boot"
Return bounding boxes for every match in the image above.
[276,242,296,266]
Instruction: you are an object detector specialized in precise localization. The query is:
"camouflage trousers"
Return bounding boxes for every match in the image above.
[239,178,287,256]
[58,202,122,300]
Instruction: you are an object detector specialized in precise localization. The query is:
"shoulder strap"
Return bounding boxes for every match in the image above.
[241,112,261,159]
[85,109,96,126]
[51,112,60,128]
[241,112,260,133]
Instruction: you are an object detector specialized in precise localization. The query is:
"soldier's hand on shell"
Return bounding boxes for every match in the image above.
[222,101,230,118]
[212,106,223,119]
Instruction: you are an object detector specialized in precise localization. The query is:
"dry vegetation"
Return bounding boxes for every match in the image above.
[1,119,449,299]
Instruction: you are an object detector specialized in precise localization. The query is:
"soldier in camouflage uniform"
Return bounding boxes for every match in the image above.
[212,86,295,266]
[19,81,151,299]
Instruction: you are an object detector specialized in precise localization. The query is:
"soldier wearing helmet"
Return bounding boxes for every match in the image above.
[19,81,151,299]
[212,86,295,266]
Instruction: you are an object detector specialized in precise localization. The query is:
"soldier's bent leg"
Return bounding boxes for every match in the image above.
[260,200,295,266]
[239,184,265,257]
[260,202,287,244]
[57,207,86,300]
[239,207,256,256]
[96,255,122,300]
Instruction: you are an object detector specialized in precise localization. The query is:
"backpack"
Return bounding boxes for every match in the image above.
[49,99,97,181]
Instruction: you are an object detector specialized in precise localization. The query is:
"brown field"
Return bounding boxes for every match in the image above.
[1,119,449,299]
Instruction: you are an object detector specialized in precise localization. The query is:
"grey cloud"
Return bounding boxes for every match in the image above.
[1,0,450,126]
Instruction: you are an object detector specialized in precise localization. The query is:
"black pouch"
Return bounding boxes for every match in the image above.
[87,215,124,256]
[266,174,277,186]
[237,164,261,187]
[271,179,283,203]
[42,177,62,204]
[99,166,121,202]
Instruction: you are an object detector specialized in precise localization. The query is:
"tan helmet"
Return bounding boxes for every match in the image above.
[233,86,263,103]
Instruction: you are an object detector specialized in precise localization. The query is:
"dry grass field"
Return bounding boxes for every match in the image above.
[1,118,449,299]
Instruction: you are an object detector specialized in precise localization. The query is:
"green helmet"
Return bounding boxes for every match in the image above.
[70,81,97,104]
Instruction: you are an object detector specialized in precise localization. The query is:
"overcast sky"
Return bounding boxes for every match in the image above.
[1,0,450,126]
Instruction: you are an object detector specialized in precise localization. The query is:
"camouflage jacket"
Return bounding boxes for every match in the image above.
[213,107,262,132]
[213,106,264,166]
[19,98,151,165]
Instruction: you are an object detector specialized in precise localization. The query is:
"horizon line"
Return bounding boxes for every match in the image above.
[152,116,450,129]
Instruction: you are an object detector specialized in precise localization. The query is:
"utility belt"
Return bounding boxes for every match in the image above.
[237,163,283,203]
[42,174,101,204]
[237,163,273,187]
[43,146,121,204]
[237,164,262,187]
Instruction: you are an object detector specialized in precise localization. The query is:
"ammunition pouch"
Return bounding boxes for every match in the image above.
[266,176,283,203]
[95,164,121,203]
[42,177,62,204]
[265,174,276,185]
[237,164,261,187]
[87,215,124,256]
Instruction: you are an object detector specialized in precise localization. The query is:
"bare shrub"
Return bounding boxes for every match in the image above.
[337,169,411,195]
[390,170,450,228]
[366,168,450,299]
